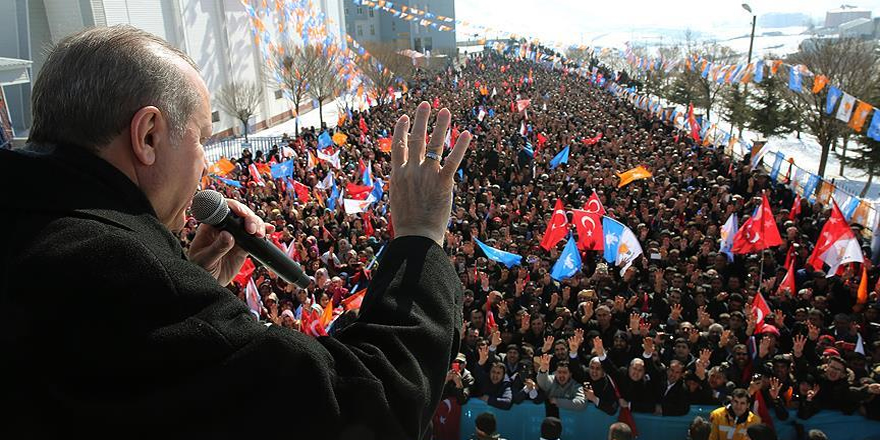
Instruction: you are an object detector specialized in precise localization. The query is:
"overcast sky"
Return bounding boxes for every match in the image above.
[454,0,880,46]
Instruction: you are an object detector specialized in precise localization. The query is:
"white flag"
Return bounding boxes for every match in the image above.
[836,92,857,123]
[316,171,334,190]
[317,149,341,169]
[343,198,371,214]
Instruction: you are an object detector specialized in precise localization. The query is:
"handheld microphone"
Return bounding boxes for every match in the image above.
[191,190,311,288]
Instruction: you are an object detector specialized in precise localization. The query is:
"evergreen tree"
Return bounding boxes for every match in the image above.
[747,74,798,138]
[721,85,749,135]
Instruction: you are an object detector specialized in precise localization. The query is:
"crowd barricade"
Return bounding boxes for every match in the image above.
[203,136,285,163]
[458,400,880,440]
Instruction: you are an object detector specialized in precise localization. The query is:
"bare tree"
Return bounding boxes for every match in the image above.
[309,46,347,128]
[215,81,263,141]
[356,42,414,107]
[268,42,322,135]
[784,38,880,177]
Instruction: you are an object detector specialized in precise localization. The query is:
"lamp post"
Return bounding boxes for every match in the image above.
[739,3,757,137]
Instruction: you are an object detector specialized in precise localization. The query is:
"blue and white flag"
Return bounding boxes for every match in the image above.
[549,145,569,170]
[826,86,843,115]
[868,110,880,142]
[475,238,523,268]
[328,182,339,211]
[270,160,294,179]
[602,217,644,275]
[550,235,582,281]
[769,152,785,181]
[369,178,384,202]
[788,66,802,92]
[720,213,738,262]
[754,60,764,83]
[318,131,334,150]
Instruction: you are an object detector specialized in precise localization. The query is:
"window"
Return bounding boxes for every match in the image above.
[391,21,396,31]
[274,89,283,100]
[370,24,375,35]
[424,37,433,52]
[413,38,422,52]
[357,6,362,14]
[211,111,220,123]
[345,8,349,15]
[368,9,374,17]
[357,25,363,36]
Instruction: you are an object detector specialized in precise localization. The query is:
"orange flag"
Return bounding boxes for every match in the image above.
[378,138,393,153]
[319,301,335,327]
[812,75,829,94]
[848,101,874,132]
[208,158,235,176]
[617,166,653,188]
[857,263,869,307]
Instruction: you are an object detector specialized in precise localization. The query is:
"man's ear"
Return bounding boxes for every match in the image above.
[129,106,165,166]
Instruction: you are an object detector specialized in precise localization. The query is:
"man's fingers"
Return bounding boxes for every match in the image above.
[441,131,471,180]
[391,115,409,168]
[227,199,265,237]
[408,102,431,163]
[427,108,451,153]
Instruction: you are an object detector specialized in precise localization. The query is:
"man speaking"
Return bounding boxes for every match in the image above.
[0,26,471,438]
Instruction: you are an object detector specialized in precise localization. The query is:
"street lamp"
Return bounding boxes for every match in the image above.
[739,3,757,137]
[742,3,756,64]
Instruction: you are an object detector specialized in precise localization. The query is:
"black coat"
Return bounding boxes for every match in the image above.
[0,144,463,439]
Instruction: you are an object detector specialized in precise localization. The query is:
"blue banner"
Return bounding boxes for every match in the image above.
[769,151,785,181]
[458,400,880,440]
[803,173,821,201]
[475,238,522,268]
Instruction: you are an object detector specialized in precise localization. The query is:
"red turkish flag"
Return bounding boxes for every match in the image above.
[777,260,796,297]
[536,132,548,148]
[362,211,374,237]
[342,288,367,311]
[301,307,328,337]
[345,183,373,200]
[732,194,782,254]
[292,180,310,203]
[752,292,772,333]
[358,116,368,133]
[431,398,462,440]
[540,199,569,251]
[233,258,256,286]
[572,209,603,251]
[789,195,802,221]
[584,190,606,216]
[807,201,863,275]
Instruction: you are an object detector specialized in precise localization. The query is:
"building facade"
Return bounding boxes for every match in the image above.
[343,0,455,55]
[825,6,872,29]
[0,0,347,141]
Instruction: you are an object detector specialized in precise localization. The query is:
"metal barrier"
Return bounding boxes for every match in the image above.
[204,136,286,163]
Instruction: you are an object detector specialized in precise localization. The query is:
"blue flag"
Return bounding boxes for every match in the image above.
[457,168,464,181]
[842,196,859,221]
[550,235,582,281]
[754,60,764,83]
[549,146,569,170]
[318,131,333,150]
[788,66,802,92]
[216,176,242,188]
[769,152,785,181]
[362,161,373,186]
[867,109,880,142]
[701,62,711,79]
[270,160,294,179]
[826,86,843,114]
[475,238,522,268]
[803,173,821,201]
[328,182,339,211]
[370,178,384,202]
[602,217,626,263]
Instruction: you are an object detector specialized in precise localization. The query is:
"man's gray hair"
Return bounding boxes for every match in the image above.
[29,25,201,150]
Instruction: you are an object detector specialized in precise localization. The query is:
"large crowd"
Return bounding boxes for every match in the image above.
[187,50,880,437]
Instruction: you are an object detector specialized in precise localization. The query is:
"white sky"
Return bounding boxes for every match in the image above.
[454,0,880,47]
